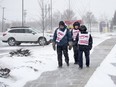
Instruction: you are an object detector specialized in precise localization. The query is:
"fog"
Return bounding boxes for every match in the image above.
[0,0,116,22]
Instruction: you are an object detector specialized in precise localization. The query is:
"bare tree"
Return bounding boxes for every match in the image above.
[52,11,62,27]
[82,11,97,32]
[37,0,50,31]
[82,11,97,24]
[61,9,77,21]
[112,11,116,26]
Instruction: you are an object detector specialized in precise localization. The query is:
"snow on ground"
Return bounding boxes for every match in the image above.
[0,32,114,87]
[85,44,116,87]
[0,45,57,87]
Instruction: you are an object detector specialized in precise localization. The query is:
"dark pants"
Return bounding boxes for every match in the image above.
[78,50,90,68]
[57,45,69,66]
[73,45,79,63]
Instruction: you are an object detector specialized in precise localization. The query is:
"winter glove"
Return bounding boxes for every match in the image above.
[52,42,56,51]
[90,46,92,50]
[68,41,73,50]
[68,45,72,50]
[88,45,92,50]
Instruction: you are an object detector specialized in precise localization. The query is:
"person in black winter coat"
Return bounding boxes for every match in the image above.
[52,21,72,68]
[76,25,93,69]
[71,22,80,64]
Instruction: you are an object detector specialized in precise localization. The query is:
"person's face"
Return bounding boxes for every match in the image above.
[75,26,79,29]
[59,25,64,29]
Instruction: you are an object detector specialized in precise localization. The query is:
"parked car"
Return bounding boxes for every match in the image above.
[1,27,53,46]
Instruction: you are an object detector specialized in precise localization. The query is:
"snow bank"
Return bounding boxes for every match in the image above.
[85,45,116,87]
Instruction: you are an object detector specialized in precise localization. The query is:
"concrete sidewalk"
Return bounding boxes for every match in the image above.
[24,36,116,87]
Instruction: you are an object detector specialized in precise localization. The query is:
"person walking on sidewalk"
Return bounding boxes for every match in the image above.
[52,21,72,68]
[71,22,80,64]
[76,25,93,69]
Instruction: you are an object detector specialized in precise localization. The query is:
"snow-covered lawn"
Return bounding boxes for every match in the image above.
[85,44,116,87]
[0,32,114,87]
[0,45,57,87]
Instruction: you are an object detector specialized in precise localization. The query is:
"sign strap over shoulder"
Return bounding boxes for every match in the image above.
[56,28,67,42]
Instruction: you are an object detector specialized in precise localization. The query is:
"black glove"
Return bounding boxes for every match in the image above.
[68,45,72,50]
[90,46,92,50]
[52,42,56,51]
[89,45,92,50]
[68,41,72,50]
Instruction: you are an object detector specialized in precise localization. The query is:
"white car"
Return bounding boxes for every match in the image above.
[1,27,53,46]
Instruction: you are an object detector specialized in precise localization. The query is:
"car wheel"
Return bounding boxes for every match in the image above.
[16,42,21,46]
[38,37,47,46]
[8,38,16,46]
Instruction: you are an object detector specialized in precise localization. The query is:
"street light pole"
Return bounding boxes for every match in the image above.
[69,0,70,20]
[51,0,52,31]
[22,0,24,26]
[2,7,5,32]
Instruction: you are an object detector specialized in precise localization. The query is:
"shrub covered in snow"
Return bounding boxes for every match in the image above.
[0,68,10,78]
[9,48,31,57]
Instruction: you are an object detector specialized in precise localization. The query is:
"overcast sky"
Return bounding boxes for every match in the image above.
[0,0,116,22]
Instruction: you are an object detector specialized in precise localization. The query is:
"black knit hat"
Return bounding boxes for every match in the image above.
[73,22,80,28]
[59,21,65,26]
[80,25,87,31]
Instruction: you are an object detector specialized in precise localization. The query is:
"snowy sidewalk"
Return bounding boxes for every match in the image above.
[24,36,116,87]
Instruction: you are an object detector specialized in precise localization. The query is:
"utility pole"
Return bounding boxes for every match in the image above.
[50,0,52,31]
[24,10,27,25]
[48,4,50,30]
[42,0,45,39]
[2,7,5,32]
[69,0,70,20]
[22,0,24,26]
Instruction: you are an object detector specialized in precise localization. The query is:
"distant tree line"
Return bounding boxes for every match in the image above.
[110,11,116,30]
[112,11,116,26]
